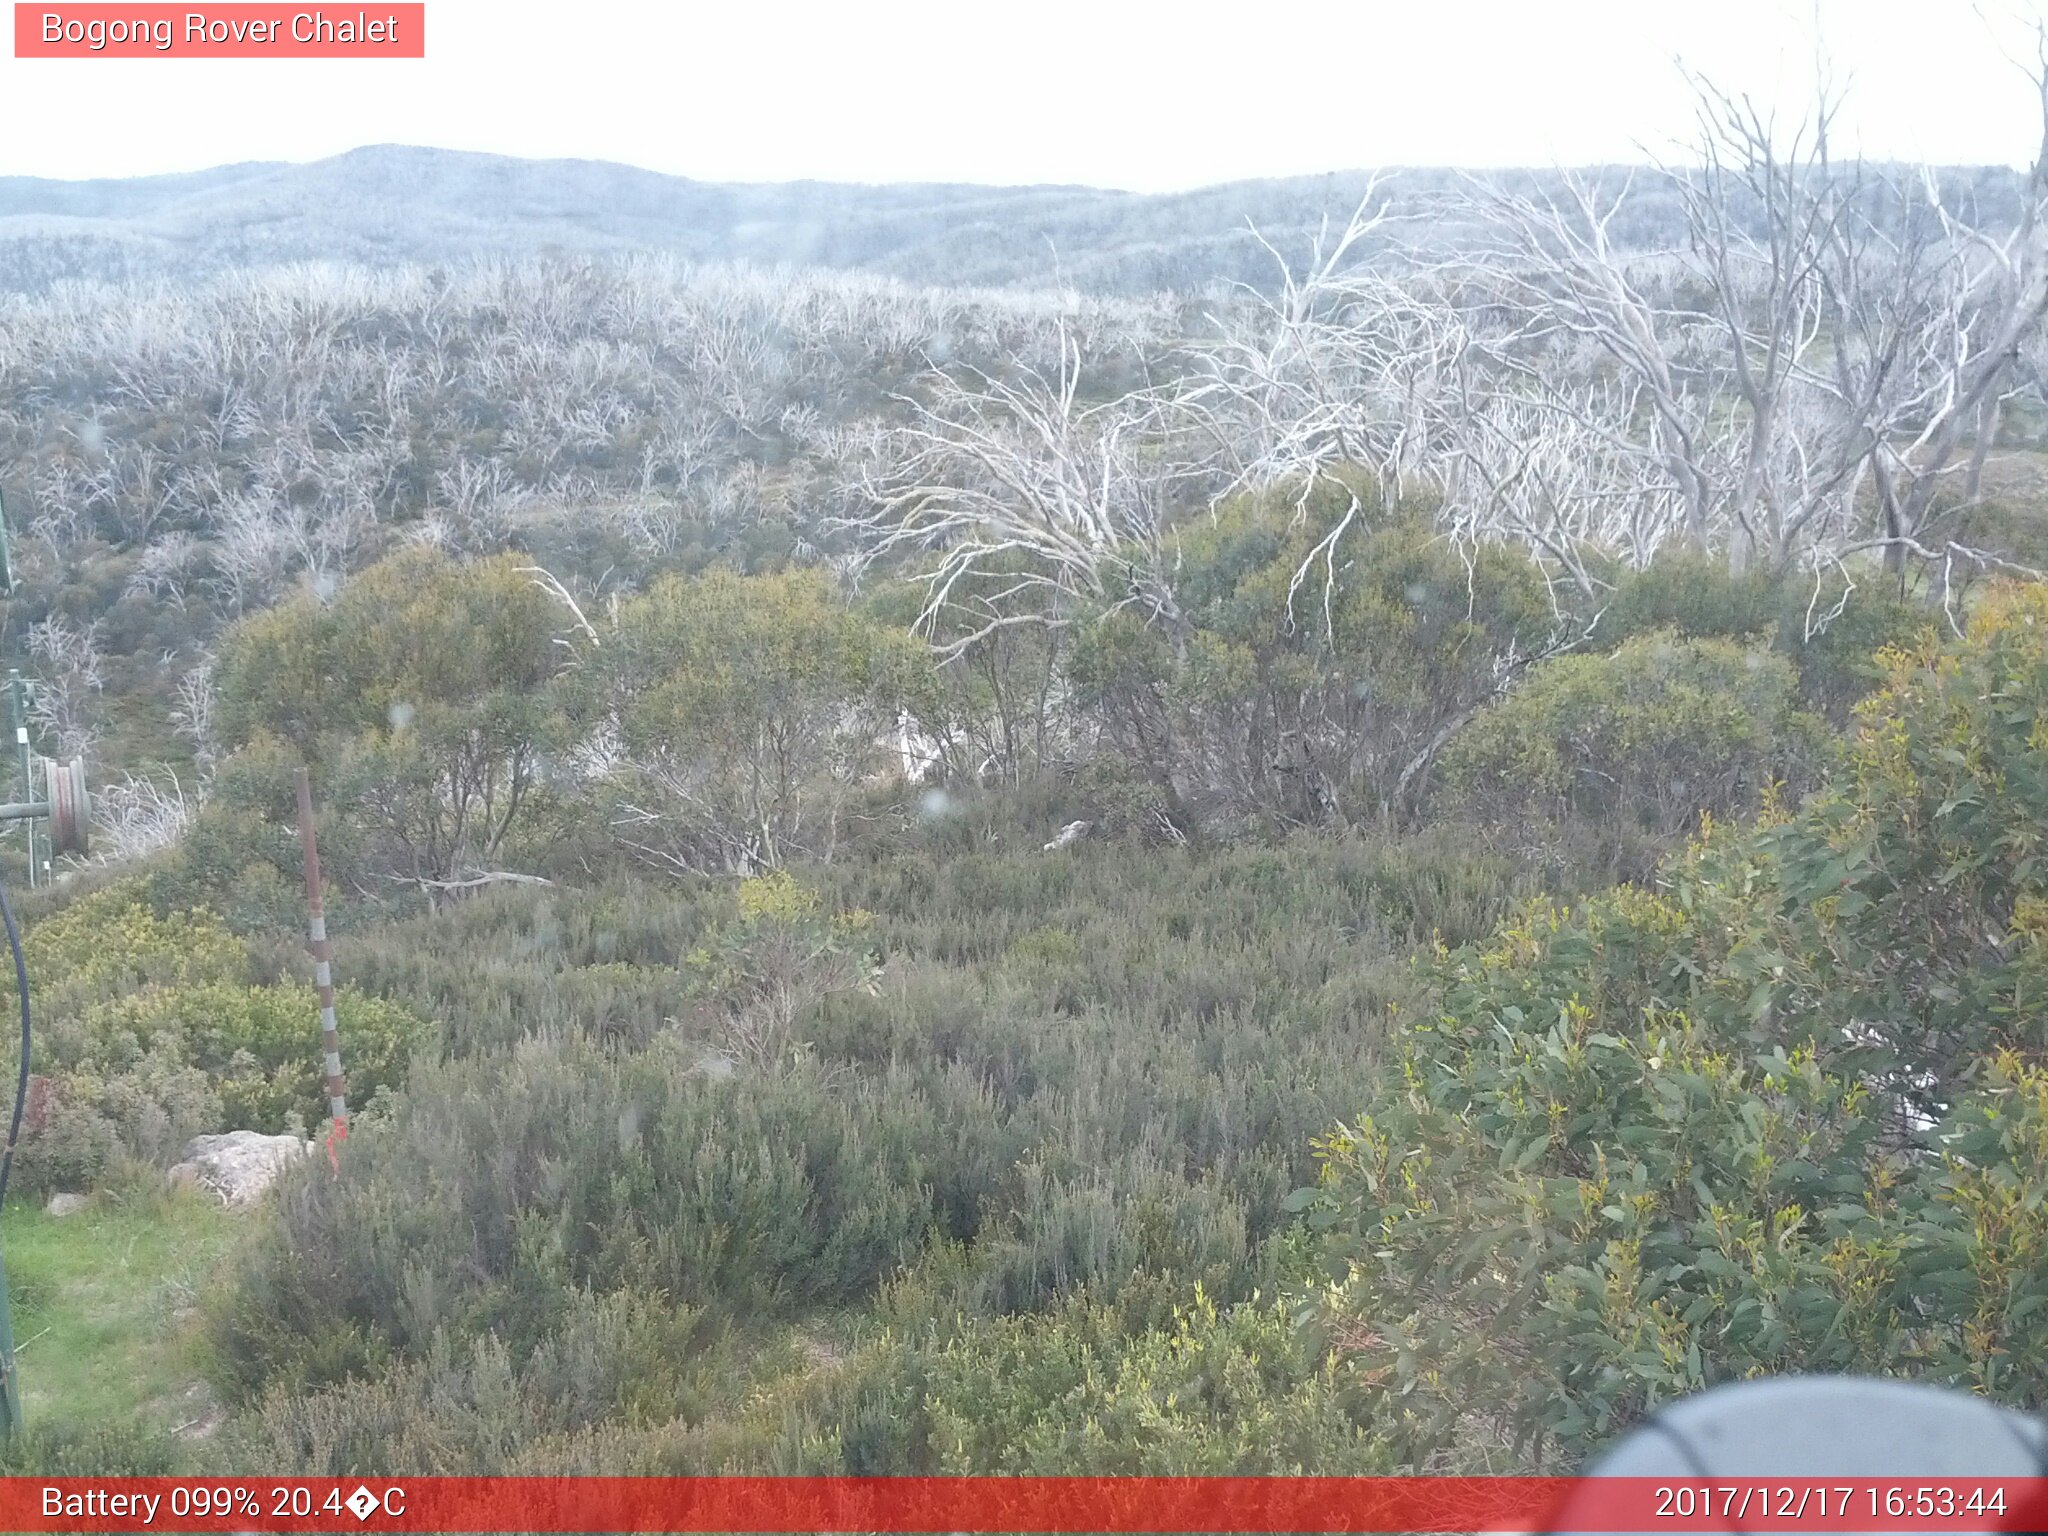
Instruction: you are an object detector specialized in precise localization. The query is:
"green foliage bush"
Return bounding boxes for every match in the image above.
[209,827,1501,1432]
[211,1033,964,1397]
[332,877,726,1058]
[584,569,933,874]
[682,871,880,1073]
[7,881,249,1010]
[1437,630,1823,871]
[80,981,422,1131]
[766,1291,1387,1475]
[1597,553,1927,719]
[0,1421,188,1476]
[0,880,427,1194]
[229,1290,708,1474]
[1300,583,2048,1467]
[211,548,571,891]
[1067,484,1557,832]
[15,1057,221,1196]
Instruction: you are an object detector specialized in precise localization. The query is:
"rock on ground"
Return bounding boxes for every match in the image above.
[167,1131,315,1206]
[44,1192,87,1217]
[1043,819,1093,852]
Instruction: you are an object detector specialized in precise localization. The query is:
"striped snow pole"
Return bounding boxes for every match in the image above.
[294,766,348,1131]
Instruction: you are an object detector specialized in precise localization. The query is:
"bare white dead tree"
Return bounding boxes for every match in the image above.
[1173,183,1458,507]
[518,563,602,660]
[1450,47,2048,579]
[25,617,105,760]
[91,768,196,863]
[125,529,207,608]
[839,327,1192,657]
[1437,370,1680,598]
[170,658,218,771]
[1824,126,2048,573]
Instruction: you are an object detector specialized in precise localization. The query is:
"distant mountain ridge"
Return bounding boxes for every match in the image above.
[0,144,2026,295]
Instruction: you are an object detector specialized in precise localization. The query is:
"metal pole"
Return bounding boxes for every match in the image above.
[0,495,30,1432]
[293,767,348,1148]
[7,675,30,891]
[0,502,29,1431]
[0,1240,21,1437]
[0,872,33,1439]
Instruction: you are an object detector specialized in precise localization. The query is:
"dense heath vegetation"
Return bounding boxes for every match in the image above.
[3,485,2044,1474]
[5,64,2048,1471]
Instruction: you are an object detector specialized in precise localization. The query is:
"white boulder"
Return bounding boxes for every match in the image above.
[1043,819,1093,852]
[167,1131,316,1206]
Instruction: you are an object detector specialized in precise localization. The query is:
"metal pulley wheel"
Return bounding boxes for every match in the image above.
[37,756,88,857]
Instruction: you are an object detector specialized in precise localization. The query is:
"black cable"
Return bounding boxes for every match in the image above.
[0,876,30,1211]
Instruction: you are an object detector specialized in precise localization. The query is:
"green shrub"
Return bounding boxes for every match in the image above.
[1596,553,1782,645]
[772,1292,1388,1474]
[1598,554,1927,719]
[209,823,1472,1429]
[211,548,571,892]
[3,879,249,1016]
[1437,630,1823,867]
[683,872,879,1073]
[583,569,933,874]
[227,1290,706,1475]
[13,1056,220,1195]
[1301,582,2048,1468]
[0,880,427,1192]
[210,1033,970,1398]
[0,1420,188,1476]
[78,981,424,1131]
[333,876,727,1057]
[1067,486,1557,831]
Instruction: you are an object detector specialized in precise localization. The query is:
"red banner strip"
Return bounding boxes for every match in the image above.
[14,5,424,58]
[7,1476,2048,1532]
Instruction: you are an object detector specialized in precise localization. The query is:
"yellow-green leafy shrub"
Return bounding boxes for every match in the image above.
[2,880,427,1193]
[1301,583,2048,1467]
[1437,630,1823,853]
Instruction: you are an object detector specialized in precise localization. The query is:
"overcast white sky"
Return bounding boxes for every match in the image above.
[3,0,2047,189]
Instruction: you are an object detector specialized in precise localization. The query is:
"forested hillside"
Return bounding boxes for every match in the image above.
[0,147,2028,294]
[0,153,1660,293]
[3,63,2048,1477]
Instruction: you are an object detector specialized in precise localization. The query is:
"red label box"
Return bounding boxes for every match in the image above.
[14,3,424,56]
[8,1476,2048,1533]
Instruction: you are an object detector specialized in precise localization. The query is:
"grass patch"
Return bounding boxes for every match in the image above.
[0,1188,242,1439]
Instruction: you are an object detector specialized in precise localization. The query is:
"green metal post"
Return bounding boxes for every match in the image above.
[6,676,30,891]
[0,1238,20,1435]
[0,488,22,1432]
[0,495,23,890]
